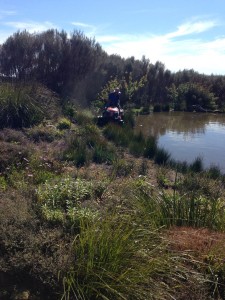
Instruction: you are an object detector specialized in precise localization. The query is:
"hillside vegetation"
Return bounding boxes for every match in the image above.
[1,29,225,299]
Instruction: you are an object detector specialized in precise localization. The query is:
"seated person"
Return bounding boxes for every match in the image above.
[107,87,121,108]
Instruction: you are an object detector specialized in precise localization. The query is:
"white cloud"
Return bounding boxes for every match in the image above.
[95,19,225,75]
[71,21,97,35]
[3,21,56,33]
[0,10,16,19]
[167,20,218,38]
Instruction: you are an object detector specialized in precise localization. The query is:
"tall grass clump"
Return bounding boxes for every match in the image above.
[56,117,71,130]
[103,124,131,147]
[0,83,52,128]
[143,135,157,159]
[92,144,116,164]
[154,147,171,165]
[112,158,133,177]
[128,132,145,157]
[190,156,204,173]
[123,110,136,128]
[155,191,225,229]
[84,124,116,164]
[207,164,222,179]
[146,170,225,229]
[62,135,90,167]
[62,214,183,300]
[75,110,94,126]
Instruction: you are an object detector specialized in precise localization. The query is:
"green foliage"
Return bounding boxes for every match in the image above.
[63,135,90,167]
[37,176,101,228]
[190,156,204,173]
[37,176,93,209]
[122,73,147,103]
[0,30,101,95]
[207,164,222,179]
[140,105,150,114]
[143,136,157,159]
[62,215,178,300]
[75,110,94,126]
[128,132,145,157]
[123,110,136,128]
[112,158,133,177]
[92,144,116,164]
[162,104,170,112]
[103,124,131,147]
[168,83,218,111]
[132,174,225,230]
[0,176,7,190]
[57,118,71,130]
[26,124,62,142]
[98,78,121,101]
[0,83,46,128]
[154,190,225,229]
[154,147,171,165]
[0,82,61,129]
[62,124,116,166]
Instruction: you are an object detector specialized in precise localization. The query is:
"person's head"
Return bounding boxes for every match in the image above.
[114,87,120,94]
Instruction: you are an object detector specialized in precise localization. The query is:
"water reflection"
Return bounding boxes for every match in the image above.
[135,112,225,172]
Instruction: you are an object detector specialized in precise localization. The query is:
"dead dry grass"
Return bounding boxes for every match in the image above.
[166,226,225,257]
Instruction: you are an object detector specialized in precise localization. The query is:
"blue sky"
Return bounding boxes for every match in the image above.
[1,0,225,75]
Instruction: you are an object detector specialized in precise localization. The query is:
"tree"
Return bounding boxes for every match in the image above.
[0,31,36,80]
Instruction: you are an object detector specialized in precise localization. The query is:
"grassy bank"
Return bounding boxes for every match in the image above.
[0,86,225,299]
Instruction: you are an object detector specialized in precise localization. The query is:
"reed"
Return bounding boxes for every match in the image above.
[154,147,171,165]
[62,214,187,300]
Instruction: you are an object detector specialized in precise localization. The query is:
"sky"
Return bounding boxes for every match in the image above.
[1,0,225,75]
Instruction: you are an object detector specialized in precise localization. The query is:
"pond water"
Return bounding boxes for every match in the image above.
[135,112,225,173]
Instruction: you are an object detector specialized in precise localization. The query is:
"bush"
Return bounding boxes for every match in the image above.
[0,83,59,128]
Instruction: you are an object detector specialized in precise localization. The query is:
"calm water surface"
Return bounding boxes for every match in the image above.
[135,112,225,173]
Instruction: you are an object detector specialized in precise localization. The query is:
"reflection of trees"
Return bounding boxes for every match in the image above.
[135,112,225,138]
